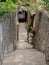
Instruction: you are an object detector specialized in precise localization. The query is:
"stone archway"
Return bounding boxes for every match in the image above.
[18,9,28,22]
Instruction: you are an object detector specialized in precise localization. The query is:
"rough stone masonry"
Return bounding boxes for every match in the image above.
[34,11,49,65]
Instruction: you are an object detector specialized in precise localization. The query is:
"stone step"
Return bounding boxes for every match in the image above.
[16,41,33,49]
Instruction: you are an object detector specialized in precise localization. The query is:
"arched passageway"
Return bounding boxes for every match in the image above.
[18,10,27,22]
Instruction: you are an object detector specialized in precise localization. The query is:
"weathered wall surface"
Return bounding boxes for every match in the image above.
[0,13,16,54]
[34,11,49,65]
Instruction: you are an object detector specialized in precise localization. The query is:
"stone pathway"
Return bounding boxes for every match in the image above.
[3,49,46,65]
[2,22,46,65]
[17,22,33,49]
[19,23,27,41]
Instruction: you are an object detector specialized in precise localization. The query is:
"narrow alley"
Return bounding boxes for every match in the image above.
[17,22,33,49]
[2,22,46,65]
[0,0,49,65]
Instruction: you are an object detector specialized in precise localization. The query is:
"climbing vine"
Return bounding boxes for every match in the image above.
[0,0,16,16]
[0,0,49,16]
[41,0,49,11]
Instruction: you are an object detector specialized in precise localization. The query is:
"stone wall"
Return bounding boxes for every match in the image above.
[34,11,49,65]
[0,13,16,55]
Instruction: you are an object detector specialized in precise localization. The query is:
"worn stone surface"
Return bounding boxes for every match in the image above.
[16,23,33,49]
[0,13,16,54]
[3,49,46,65]
[34,11,49,65]
[0,22,4,61]
[17,41,33,49]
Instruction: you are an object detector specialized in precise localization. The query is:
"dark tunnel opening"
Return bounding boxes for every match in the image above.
[18,10,27,23]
